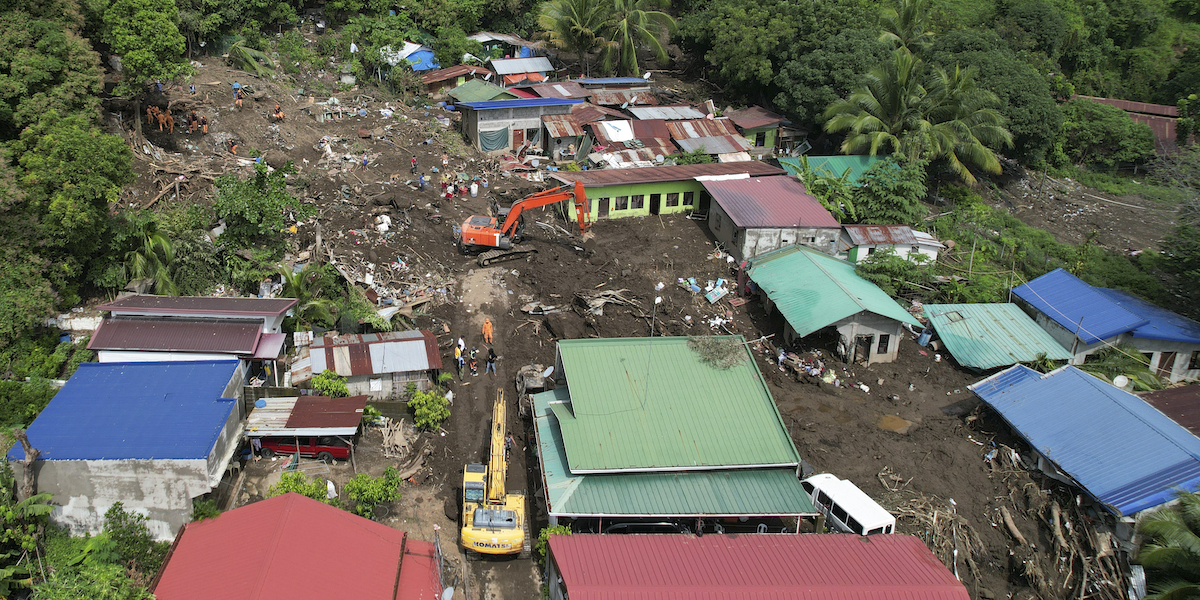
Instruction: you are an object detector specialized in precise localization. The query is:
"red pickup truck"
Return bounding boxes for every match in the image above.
[257,436,352,463]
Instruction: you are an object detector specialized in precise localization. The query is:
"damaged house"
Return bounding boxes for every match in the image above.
[290,330,442,398]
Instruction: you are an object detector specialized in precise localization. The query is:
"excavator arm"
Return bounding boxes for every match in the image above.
[498,181,590,238]
[486,390,508,504]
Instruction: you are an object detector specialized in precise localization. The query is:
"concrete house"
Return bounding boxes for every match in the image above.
[421,64,494,98]
[1012,268,1200,382]
[702,176,842,260]
[550,161,785,220]
[97,294,296,334]
[839,224,945,263]
[457,97,581,152]
[8,360,244,540]
[290,330,442,398]
[532,336,815,532]
[747,245,922,364]
[725,105,788,155]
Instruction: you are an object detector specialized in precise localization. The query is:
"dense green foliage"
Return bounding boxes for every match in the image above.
[536,524,571,566]
[853,157,929,226]
[536,0,675,76]
[1137,491,1200,599]
[104,0,193,95]
[1056,98,1157,168]
[267,471,340,505]
[213,162,313,249]
[312,369,350,397]
[343,466,402,518]
[407,380,452,430]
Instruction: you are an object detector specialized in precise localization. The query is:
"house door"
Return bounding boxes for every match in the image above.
[649,193,662,215]
[755,131,766,147]
[512,127,524,150]
[1157,351,1177,379]
[699,191,712,215]
[854,335,873,363]
[598,197,610,218]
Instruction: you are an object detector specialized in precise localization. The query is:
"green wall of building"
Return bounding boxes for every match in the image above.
[579,180,706,220]
[742,127,776,152]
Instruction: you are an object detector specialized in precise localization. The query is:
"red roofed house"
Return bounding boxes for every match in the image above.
[546,533,969,600]
[725,105,788,154]
[421,64,495,98]
[152,493,443,600]
[701,175,841,259]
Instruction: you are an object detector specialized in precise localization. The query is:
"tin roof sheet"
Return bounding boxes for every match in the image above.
[778,155,884,185]
[1012,268,1149,345]
[456,97,582,110]
[420,64,493,84]
[1095,288,1200,344]
[252,333,287,360]
[589,119,672,144]
[724,105,787,130]
[666,118,740,140]
[488,56,553,75]
[551,336,800,472]
[588,90,657,106]
[572,77,651,86]
[525,81,589,99]
[843,224,919,245]
[924,303,1073,370]
[747,246,921,337]
[533,388,815,517]
[447,79,516,103]
[152,493,439,600]
[88,317,262,354]
[543,114,585,138]
[702,176,840,228]
[548,534,969,600]
[675,135,753,154]
[287,395,368,430]
[1140,386,1200,437]
[571,102,627,122]
[550,162,783,187]
[98,295,296,317]
[971,365,1200,516]
[627,105,706,120]
[311,330,441,377]
[7,361,239,461]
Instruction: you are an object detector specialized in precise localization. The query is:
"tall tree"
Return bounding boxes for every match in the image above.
[879,0,935,54]
[103,0,192,95]
[598,0,675,76]
[277,264,337,330]
[537,0,614,76]
[1137,490,1200,599]
[124,219,177,295]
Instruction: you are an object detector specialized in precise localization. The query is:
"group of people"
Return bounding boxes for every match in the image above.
[145,106,209,136]
[452,318,497,379]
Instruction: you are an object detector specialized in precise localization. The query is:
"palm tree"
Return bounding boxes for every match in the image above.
[879,0,935,54]
[1077,342,1164,390]
[278,264,336,330]
[537,0,615,76]
[924,65,1013,184]
[226,39,276,80]
[598,0,676,76]
[823,48,930,158]
[1138,490,1200,600]
[124,219,177,295]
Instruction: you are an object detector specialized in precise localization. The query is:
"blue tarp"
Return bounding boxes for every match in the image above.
[970,365,1200,516]
[407,49,439,72]
[1011,268,1148,344]
[7,361,240,461]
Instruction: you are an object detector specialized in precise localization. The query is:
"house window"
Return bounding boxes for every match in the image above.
[369,378,383,392]
[807,237,816,243]
[1142,352,1154,365]
[755,131,766,147]
[630,194,645,209]
[614,196,629,210]
[1190,351,1200,370]
[911,245,920,254]
[683,191,695,206]
[877,334,891,354]
[867,247,876,255]
[666,192,680,207]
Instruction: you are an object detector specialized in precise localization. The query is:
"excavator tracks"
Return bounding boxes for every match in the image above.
[477,246,537,266]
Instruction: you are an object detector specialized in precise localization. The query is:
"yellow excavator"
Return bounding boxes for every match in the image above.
[461,390,529,558]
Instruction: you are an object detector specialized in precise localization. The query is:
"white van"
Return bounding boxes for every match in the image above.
[801,473,896,535]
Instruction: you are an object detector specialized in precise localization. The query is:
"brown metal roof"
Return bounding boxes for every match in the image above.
[525,81,589,99]
[285,395,369,430]
[88,317,262,354]
[311,330,442,377]
[702,176,841,228]
[588,90,658,106]
[843,224,919,245]
[543,114,585,138]
[98,295,297,317]
[725,105,786,130]
[1129,113,1179,154]
[588,119,672,145]
[666,119,740,140]
[571,102,627,123]
[1141,386,1200,437]
[421,64,494,85]
[550,161,785,186]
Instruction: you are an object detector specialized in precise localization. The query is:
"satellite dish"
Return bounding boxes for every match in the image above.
[643,72,651,80]
[542,366,554,378]
[654,154,664,163]
[441,588,455,600]
[254,399,267,408]
[484,72,492,81]
[1113,375,1130,388]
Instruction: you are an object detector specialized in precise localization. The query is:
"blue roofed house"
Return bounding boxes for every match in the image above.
[970,364,1200,537]
[1012,268,1200,382]
[457,97,582,153]
[7,361,245,540]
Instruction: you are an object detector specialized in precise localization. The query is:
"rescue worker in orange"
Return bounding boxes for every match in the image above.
[273,103,285,121]
[235,87,245,109]
[482,318,494,344]
[229,139,238,155]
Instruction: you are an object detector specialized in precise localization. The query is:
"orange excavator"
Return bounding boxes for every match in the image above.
[457,181,590,266]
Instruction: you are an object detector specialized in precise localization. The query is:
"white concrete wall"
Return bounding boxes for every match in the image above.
[97,350,239,363]
[739,227,839,260]
[834,312,907,365]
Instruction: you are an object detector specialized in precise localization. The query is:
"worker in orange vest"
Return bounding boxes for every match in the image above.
[482,317,493,344]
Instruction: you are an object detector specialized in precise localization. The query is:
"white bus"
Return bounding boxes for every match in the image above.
[801,473,896,535]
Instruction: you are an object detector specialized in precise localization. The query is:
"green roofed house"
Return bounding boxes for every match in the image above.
[532,336,816,531]
[747,245,921,364]
[447,79,516,104]
[923,303,1074,370]
[779,155,883,186]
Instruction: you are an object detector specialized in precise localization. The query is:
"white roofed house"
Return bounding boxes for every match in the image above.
[290,330,443,399]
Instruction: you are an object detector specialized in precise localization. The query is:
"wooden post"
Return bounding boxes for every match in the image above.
[13,428,41,498]
[814,513,826,533]
[968,238,976,277]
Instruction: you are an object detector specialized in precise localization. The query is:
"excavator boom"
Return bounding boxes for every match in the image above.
[487,390,508,503]
[497,180,590,238]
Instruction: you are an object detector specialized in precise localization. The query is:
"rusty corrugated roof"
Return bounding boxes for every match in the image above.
[1141,386,1200,437]
[703,176,840,228]
[98,294,297,317]
[627,105,706,120]
[286,395,368,430]
[588,119,671,144]
[843,224,919,245]
[421,64,493,85]
[725,105,786,130]
[572,102,627,123]
[550,161,785,186]
[310,330,442,377]
[543,114,585,137]
[588,90,657,106]
[526,81,589,98]
[675,135,752,154]
[666,118,740,140]
[88,317,262,354]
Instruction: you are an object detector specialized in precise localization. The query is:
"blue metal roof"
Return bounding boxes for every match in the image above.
[572,77,649,85]
[1011,268,1147,344]
[456,98,583,110]
[1095,288,1200,344]
[970,365,1200,516]
[7,361,240,461]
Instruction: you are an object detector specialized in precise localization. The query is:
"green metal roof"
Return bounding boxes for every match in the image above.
[779,155,883,186]
[747,245,921,337]
[552,336,801,472]
[447,79,516,103]
[924,303,1073,370]
[533,389,816,517]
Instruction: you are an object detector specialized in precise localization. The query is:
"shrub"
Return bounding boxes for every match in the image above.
[312,369,349,398]
[343,466,402,519]
[266,472,339,506]
[407,387,450,430]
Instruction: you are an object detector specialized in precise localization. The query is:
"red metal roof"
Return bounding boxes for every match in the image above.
[551,161,785,186]
[548,534,969,600]
[843,224,919,246]
[1141,386,1200,437]
[98,295,297,317]
[725,105,786,130]
[421,64,493,85]
[509,87,539,98]
[703,176,840,228]
[588,90,658,106]
[525,81,589,99]
[88,317,262,354]
[286,395,369,430]
[252,333,287,359]
[543,114,585,138]
[153,493,440,600]
[396,540,442,600]
[666,118,740,140]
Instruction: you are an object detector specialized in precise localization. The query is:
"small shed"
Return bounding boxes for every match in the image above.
[542,114,586,162]
[457,97,582,153]
[725,105,787,152]
[924,303,1074,370]
[839,224,945,263]
[290,330,442,398]
[469,31,541,59]
[747,245,922,363]
[490,56,554,86]
[702,175,841,259]
[245,394,368,438]
[421,64,494,97]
